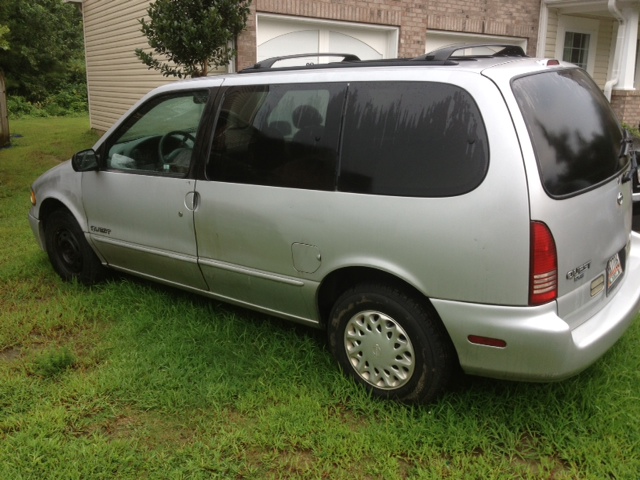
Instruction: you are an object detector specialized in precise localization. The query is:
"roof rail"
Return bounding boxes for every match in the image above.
[238,44,529,74]
[246,53,361,71]
[417,44,528,62]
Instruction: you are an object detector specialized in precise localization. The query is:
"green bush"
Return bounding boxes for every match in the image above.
[623,122,640,139]
[45,83,88,114]
[7,95,39,117]
[8,83,88,118]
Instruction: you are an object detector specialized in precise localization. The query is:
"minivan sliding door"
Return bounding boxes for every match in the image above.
[194,82,347,320]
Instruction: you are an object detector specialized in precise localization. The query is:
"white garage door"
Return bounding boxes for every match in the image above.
[257,14,399,66]
[426,30,527,55]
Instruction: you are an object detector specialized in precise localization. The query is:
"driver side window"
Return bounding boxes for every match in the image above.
[105,90,209,175]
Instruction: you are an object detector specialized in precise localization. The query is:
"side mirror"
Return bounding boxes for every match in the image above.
[71,149,99,172]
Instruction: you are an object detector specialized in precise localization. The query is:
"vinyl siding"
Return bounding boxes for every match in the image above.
[82,0,225,132]
[544,10,614,89]
[82,0,173,132]
[545,9,558,58]
[593,17,614,89]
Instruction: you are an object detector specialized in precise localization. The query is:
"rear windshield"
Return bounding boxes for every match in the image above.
[512,69,625,197]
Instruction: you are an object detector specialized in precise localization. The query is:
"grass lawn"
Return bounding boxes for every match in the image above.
[1,116,639,479]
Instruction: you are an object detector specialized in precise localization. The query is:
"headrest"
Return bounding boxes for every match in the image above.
[292,105,323,129]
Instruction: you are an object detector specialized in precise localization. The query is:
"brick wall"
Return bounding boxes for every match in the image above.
[236,0,540,70]
[611,91,640,128]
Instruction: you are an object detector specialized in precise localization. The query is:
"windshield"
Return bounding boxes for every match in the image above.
[512,68,625,197]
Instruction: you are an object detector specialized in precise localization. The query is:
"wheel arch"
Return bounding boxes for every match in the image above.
[39,197,88,232]
[317,266,441,327]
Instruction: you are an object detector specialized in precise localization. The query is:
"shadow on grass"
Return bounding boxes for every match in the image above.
[97,270,626,418]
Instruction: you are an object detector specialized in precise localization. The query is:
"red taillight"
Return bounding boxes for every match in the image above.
[529,221,558,305]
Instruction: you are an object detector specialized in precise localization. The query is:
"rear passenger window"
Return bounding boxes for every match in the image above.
[339,82,488,197]
[208,84,346,190]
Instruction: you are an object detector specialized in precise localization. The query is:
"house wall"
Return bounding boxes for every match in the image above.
[611,90,640,127]
[539,10,638,124]
[594,18,615,88]
[83,0,541,132]
[236,0,540,70]
[545,9,559,58]
[82,0,175,132]
[426,0,539,46]
[543,10,614,89]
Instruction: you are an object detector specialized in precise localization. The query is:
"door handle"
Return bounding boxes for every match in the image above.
[184,192,199,212]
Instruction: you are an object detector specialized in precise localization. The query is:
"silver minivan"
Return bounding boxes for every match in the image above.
[29,46,640,403]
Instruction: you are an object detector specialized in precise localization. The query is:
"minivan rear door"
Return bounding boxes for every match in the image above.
[489,65,633,323]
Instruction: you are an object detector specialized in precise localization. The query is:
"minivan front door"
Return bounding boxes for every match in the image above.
[82,90,211,290]
[82,174,206,289]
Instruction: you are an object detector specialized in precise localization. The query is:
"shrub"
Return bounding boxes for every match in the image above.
[45,83,88,114]
[7,95,39,117]
[8,83,88,118]
[623,123,640,139]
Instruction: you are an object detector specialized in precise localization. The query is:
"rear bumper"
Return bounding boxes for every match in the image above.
[433,232,640,381]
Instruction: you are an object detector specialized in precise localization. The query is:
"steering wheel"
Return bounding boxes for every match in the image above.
[158,130,196,164]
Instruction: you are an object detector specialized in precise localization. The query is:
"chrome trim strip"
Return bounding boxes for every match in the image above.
[108,265,320,327]
[91,236,199,264]
[198,257,305,287]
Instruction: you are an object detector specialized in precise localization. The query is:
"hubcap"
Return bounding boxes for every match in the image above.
[344,310,415,390]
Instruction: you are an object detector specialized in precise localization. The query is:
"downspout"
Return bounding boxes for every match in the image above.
[604,0,626,101]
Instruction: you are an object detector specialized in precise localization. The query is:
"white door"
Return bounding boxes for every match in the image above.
[257,14,398,65]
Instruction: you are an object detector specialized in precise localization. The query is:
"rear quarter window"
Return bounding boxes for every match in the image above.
[339,81,489,197]
[512,69,625,197]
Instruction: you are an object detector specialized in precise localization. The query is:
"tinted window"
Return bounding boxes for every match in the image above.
[339,82,488,197]
[105,90,209,176]
[512,69,624,197]
[208,84,346,190]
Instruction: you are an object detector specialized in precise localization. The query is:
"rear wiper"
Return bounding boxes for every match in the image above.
[620,129,638,184]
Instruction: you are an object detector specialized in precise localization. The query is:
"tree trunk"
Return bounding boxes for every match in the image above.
[0,71,9,148]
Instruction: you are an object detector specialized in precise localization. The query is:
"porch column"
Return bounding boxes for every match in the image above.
[614,6,639,91]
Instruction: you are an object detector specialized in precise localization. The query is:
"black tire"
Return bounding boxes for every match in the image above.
[44,210,106,285]
[328,283,456,404]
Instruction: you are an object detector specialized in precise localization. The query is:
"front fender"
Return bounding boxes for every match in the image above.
[30,160,89,239]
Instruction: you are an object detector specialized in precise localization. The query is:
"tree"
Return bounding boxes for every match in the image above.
[0,0,84,104]
[0,24,8,51]
[0,24,10,147]
[135,0,251,78]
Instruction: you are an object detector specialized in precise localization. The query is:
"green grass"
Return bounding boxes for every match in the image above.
[1,116,640,479]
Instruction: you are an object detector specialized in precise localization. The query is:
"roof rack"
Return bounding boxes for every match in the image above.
[418,44,528,62]
[247,53,361,71]
[239,44,529,74]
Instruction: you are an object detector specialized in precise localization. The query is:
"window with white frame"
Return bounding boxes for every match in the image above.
[555,16,599,75]
[563,32,590,69]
